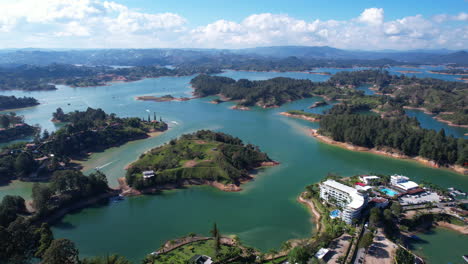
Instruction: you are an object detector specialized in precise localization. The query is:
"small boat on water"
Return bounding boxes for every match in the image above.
[462,255,468,263]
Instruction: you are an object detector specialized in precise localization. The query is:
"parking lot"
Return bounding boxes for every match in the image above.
[399,191,440,205]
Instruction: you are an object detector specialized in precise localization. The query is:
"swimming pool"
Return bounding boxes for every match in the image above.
[380,188,399,197]
[330,209,341,219]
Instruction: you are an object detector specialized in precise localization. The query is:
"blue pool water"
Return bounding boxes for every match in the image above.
[330,209,341,219]
[380,188,399,196]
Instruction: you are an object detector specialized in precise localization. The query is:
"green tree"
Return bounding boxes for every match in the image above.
[42,238,79,264]
[390,202,402,216]
[35,223,53,258]
[14,152,35,177]
[288,246,311,264]
[0,115,10,128]
[369,207,381,227]
[32,183,53,213]
[359,232,374,249]
[81,254,132,264]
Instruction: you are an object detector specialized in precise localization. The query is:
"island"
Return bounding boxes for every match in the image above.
[0,95,39,110]
[190,74,362,109]
[135,95,192,102]
[428,69,468,75]
[125,130,278,193]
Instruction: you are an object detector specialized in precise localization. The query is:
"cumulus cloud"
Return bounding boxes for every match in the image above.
[0,1,466,50]
[358,8,384,25]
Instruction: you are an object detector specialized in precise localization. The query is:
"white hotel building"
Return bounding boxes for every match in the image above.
[320,180,367,224]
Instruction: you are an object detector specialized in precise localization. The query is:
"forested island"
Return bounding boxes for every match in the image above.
[0,64,221,91]
[126,130,277,192]
[190,74,361,108]
[0,95,39,110]
[0,108,168,185]
[316,114,467,173]
[0,112,38,143]
[428,69,468,75]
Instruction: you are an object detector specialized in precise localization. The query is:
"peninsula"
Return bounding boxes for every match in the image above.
[125,130,278,192]
[0,108,168,185]
[0,95,39,110]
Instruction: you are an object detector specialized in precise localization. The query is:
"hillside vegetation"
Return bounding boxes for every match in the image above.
[126,130,272,190]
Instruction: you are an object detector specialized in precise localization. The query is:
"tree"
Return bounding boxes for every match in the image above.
[390,202,402,216]
[42,238,79,264]
[14,152,35,177]
[369,207,381,227]
[210,223,221,258]
[0,195,25,227]
[81,254,132,264]
[395,248,415,264]
[288,246,311,264]
[32,183,53,213]
[35,223,53,258]
[359,232,374,249]
[0,115,10,128]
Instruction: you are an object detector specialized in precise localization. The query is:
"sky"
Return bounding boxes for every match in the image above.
[0,0,466,50]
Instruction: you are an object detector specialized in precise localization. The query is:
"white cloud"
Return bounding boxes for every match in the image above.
[433,12,468,22]
[358,8,384,26]
[0,1,466,50]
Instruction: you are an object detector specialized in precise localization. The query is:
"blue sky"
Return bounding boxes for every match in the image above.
[116,0,467,26]
[0,0,466,50]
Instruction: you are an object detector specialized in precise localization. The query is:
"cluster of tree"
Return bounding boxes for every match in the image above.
[329,69,468,124]
[0,194,56,263]
[0,95,39,110]
[394,247,415,264]
[0,113,38,142]
[319,114,467,166]
[369,204,401,242]
[46,107,168,156]
[191,74,362,107]
[0,108,168,185]
[126,130,272,190]
[0,195,129,264]
[31,170,109,215]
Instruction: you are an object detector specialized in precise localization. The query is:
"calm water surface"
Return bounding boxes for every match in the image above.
[0,69,466,262]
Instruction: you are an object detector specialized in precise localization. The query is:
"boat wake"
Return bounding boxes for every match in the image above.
[96,161,114,170]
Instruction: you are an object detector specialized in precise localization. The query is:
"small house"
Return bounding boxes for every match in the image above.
[143,170,155,179]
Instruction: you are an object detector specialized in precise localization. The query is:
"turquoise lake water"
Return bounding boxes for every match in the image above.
[0,67,466,262]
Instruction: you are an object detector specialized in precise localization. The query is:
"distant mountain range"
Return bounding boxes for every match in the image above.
[0,46,466,67]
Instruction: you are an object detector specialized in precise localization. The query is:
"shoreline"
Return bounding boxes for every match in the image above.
[121,161,280,196]
[279,112,319,122]
[297,194,322,233]
[403,106,468,128]
[427,71,468,76]
[72,129,167,171]
[309,129,467,175]
[435,221,468,235]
